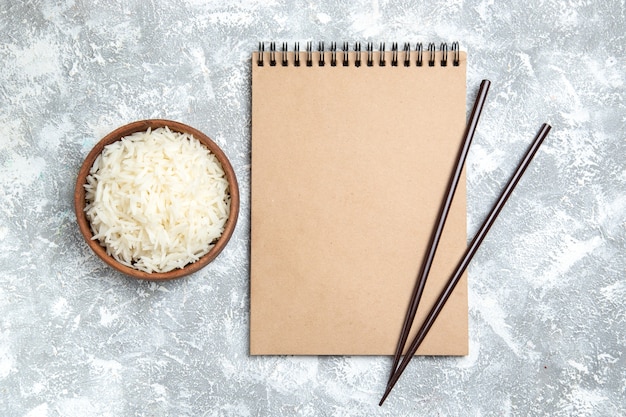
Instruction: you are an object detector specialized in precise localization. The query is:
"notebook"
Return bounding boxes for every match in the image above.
[250,42,468,355]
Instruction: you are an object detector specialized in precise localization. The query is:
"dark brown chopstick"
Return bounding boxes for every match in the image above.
[380,123,552,406]
[388,79,491,383]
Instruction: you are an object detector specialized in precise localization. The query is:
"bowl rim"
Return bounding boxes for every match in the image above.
[74,119,240,281]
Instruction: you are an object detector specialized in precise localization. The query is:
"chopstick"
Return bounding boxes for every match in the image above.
[388,79,491,383]
[380,123,552,406]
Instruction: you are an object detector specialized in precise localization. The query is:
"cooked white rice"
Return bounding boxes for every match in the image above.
[84,126,230,273]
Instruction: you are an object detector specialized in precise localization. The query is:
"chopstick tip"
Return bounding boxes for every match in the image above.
[379,376,398,406]
[379,390,390,406]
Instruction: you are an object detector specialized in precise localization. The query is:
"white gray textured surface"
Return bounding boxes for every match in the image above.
[1,0,625,416]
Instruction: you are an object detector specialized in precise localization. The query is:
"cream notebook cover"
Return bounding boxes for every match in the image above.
[250,43,468,355]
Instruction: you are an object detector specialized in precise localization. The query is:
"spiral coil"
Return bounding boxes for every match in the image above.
[257,41,460,67]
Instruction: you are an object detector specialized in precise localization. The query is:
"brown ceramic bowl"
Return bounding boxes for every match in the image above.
[74,119,239,280]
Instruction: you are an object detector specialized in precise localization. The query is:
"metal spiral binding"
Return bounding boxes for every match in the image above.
[257,42,264,66]
[269,42,276,66]
[416,42,423,66]
[257,41,459,67]
[391,42,398,67]
[306,41,313,67]
[428,43,436,67]
[281,42,288,66]
[440,42,448,67]
[403,43,411,67]
[451,41,460,66]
